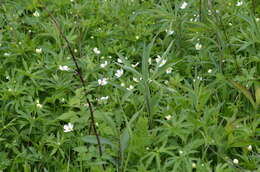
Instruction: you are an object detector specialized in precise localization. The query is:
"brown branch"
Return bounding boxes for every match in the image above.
[48,13,105,169]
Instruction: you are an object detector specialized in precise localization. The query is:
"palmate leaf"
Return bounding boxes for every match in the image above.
[229,80,256,109]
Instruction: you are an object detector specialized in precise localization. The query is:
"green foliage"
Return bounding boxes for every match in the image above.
[0,0,259,171]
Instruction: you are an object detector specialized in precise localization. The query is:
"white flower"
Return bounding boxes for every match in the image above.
[64,123,74,132]
[74,49,78,53]
[61,98,65,103]
[131,62,139,68]
[6,76,10,80]
[155,55,167,67]
[135,36,140,40]
[33,11,40,17]
[228,23,233,26]
[36,100,42,108]
[159,59,167,67]
[195,43,202,50]
[108,56,112,59]
[256,18,260,22]
[233,159,239,164]
[117,58,123,63]
[236,1,243,6]
[100,61,108,68]
[71,0,74,2]
[4,53,10,56]
[121,82,125,87]
[165,115,172,120]
[197,76,203,81]
[180,2,188,9]
[247,145,252,151]
[192,163,196,168]
[18,42,22,45]
[127,85,134,91]
[133,77,142,83]
[98,78,108,86]
[93,47,101,54]
[148,58,152,64]
[35,48,42,54]
[208,69,212,73]
[166,29,174,35]
[115,69,124,78]
[90,36,94,39]
[166,67,172,74]
[100,96,109,100]
[59,65,70,71]
[179,150,183,155]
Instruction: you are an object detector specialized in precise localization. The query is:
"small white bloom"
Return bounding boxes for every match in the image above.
[18,42,22,45]
[133,77,139,83]
[121,82,125,87]
[35,48,42,54]
[108,56,112,59]
[247,145,252,151]
[166,67,172,74]
[100,96,109,100]
[64,123,74,132]
[155,55,162,63]
[197,76,203,81]
[71,0,74,2]
[192,163,196,168]
[4,53,10,56]
[36,100,42,108]
[236,1,243,6]
[127,85,134,91]
[93,47,101,54]
[0,43,2,46]
[208,10,212,15]
[33,11,40,17]
[195,43,202,50]
[180,2,188,9]
[135,36,140,40]
[115,69,124,78]
[179,150,183,155]
[74,49,78,53]
[208,69,212,73]
[98,78,108,86]
[100,61,108,68]
[165,115,172,120]
[101,56,105,59]
[256,18,260,22]
[28,30,32,33]
[117,58,123,63]
[95,122,99,126]
[148,58,152,64]
[90,36,94,39]
[166,29,174,35]
[146,147,150,150]
[6,76,10,80]
[156,55,167,67]
[159,59,167,67]
[233,159,239,164]
[131,62,139,68]
[59,65,70,71]
[216,10,220,13]
[61,98,65,103]
[164,80,169,84]
[228,23,233,26]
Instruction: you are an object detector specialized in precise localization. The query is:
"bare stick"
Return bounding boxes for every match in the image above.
[48,13,105,169]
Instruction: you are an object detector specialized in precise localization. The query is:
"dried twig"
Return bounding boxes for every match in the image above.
[48,13,105,170]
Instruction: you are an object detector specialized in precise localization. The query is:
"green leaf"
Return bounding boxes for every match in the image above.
[81,135,114,147]
[120,129,130,154]
[229,80,256,109]
[57,111,77,120]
